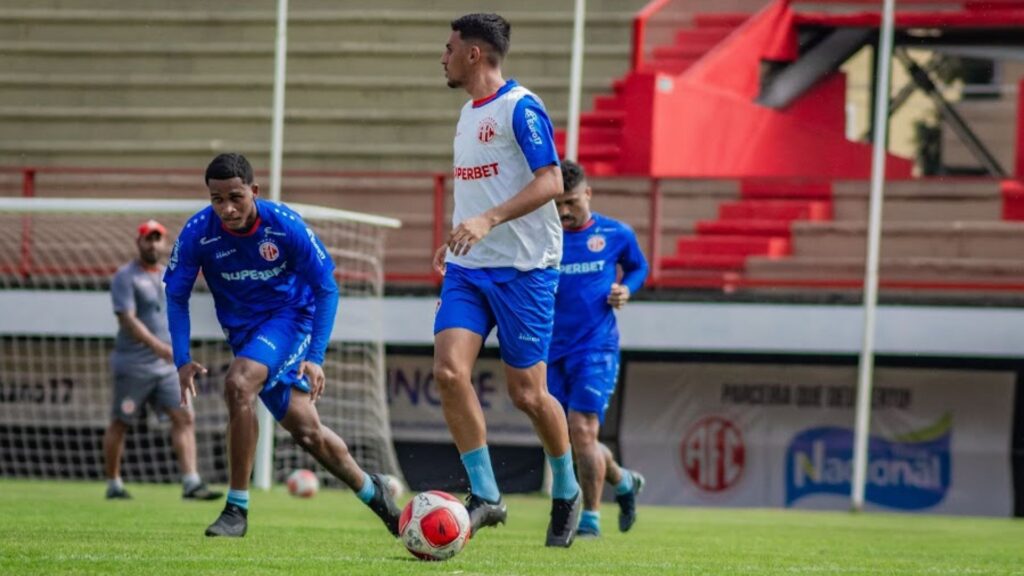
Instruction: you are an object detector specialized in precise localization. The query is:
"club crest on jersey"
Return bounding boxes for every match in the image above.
[478,117,498,143]
[587,234,606,253]
[258,239,280,262]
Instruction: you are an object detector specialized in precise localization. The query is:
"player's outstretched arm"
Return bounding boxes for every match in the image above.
[448,165,561,256]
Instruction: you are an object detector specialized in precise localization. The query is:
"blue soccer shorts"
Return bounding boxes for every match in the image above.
[547,351,620,423]
[229,312,313,421]
[434,263,558,369]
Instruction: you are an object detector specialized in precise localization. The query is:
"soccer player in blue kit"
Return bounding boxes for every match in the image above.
[165,153,400,538]
[549,159,649,538]
[434,13,582,547]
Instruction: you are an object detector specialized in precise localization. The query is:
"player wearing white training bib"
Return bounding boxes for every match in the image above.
[433,13,581,549]
[449,82,562,271]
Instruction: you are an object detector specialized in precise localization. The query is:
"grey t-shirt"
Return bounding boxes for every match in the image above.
[111,260,176,378]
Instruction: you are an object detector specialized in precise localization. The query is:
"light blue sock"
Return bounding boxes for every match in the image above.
[580,510,601,531]
[615,469,634,495]
[227,489,249,510]
[548,451,580,501]
[356,472,376,504]
[461,446,500,502]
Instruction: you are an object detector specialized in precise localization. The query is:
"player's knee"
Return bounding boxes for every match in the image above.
[568,420,598,448]
[222,374,256,409]
[170,408,195,428]
[433,361,468,389]
[508,386,543,415]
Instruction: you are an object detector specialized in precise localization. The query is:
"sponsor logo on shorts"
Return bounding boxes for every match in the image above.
[258,239,280,262]
[517,333,541,343]
[121,398,137,415]
[587,234,606,253]
[257,335,277,350]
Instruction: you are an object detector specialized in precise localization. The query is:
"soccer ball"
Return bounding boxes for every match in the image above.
[286,469,319,498]
[383,474,406,499]
[399,491,471,561]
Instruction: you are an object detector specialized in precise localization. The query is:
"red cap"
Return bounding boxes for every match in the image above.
[137,219,167,238]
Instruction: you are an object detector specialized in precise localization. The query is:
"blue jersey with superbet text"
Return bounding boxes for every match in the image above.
[549,213,648,363]
[164,200,338,368]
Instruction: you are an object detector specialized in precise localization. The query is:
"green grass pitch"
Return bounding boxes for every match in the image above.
[1,479,1021,575]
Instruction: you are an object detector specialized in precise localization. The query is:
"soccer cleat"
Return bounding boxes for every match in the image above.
[105,485,132,500]
[204,503,248,537]
[183,482,223,501]
[545,490,582,548]
[464,493,507,535]
[615,470,646,533]
[367,473,401,537]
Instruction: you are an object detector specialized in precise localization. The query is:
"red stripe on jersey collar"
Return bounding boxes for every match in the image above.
[222,215,262,237]
[473,79,518,108]
[564,217,596,232]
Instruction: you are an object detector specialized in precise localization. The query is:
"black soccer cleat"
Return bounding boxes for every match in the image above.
[615,470,646,533]
[465,493,507,535]
[367,473,401,537]
[105,485,132,500]
[204,503,248,537]
[545,490,582,548]
[183,482,223,501]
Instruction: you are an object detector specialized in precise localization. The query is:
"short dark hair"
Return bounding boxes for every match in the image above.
[451,13,510,65]
[205,152,254,185]
[560,159,586,192]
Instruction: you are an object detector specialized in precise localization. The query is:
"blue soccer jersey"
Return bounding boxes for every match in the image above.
[164,200,339,369]
[549,213,648,363]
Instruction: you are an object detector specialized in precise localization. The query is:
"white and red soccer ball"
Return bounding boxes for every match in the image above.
[399,490,471,561]
[286,468,319,498]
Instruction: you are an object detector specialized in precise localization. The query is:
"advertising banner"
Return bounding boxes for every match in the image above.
[621,362,1015,516]
[387,354,539,446]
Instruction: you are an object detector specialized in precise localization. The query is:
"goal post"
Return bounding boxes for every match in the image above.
[0,197,403,489]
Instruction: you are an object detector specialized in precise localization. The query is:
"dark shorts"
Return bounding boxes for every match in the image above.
[111,370,183,423]
[546,351,620,423]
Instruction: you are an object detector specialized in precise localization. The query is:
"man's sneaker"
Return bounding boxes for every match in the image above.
[367,473,401,537]
[615,470,646,533]
[545,491,582,548]
[183,482,223,501]
[465,493,507,535]
[105,485,131,500]
[576,524,601,539]
[204,503,248,537]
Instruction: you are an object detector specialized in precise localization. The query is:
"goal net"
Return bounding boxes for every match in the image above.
[0,197,402,488]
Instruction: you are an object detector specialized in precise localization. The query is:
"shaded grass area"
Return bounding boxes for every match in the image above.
[0,480,1021,575]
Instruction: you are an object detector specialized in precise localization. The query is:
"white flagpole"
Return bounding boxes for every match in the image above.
[565,0,586,161]
[851,0,896,511]
[253,0,289,491]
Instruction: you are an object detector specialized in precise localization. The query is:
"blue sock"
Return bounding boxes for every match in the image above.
[580,510,601,532]
[356,472,376,504]
[461,446,500,502]
[227,489,249,510]
[616,469,634,495]
[548,451,580,501]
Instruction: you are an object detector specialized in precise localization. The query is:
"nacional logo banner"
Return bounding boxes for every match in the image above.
[386,354,539,446]
[621,362,1014,516]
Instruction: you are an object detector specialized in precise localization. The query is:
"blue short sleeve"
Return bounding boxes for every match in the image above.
[512,95,560,172]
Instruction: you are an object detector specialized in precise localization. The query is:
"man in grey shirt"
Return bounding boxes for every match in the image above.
[103,219,222,501]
